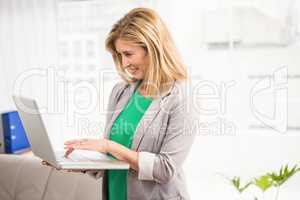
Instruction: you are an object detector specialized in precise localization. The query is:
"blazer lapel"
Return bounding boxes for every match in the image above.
[103,81,141,139]
[131,97,162,150]
[131,81,176,150]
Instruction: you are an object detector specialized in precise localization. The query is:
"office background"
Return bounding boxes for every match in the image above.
[0,0,300,199]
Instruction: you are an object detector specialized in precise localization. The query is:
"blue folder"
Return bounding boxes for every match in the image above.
[1,111,31,154]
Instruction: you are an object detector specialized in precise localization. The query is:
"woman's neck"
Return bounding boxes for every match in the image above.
[138,87,146,97]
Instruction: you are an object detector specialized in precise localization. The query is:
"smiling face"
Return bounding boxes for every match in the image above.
[115,39,149,81]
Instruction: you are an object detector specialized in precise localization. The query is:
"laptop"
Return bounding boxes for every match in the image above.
[12,96,129,170]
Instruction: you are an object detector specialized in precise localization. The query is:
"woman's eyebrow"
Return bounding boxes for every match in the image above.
[116,49,133,54]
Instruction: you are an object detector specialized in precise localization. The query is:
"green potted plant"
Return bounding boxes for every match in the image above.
[227,164,300,200]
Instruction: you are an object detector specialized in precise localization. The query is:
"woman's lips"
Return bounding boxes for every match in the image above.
[125,67,138,79]
[127,67,138,74]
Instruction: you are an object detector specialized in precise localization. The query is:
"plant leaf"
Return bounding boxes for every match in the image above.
[230,176,252,193]
[254,175,272,192]
[267,164,298,187]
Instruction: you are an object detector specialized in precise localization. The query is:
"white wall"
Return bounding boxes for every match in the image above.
[0,0,58,106]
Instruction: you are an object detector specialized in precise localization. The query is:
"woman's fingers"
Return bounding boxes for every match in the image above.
[64,139,80,145]
[64,139,93,150]
[64,138,107,154]
[42,160,54,167]
[67,169,87,173]
[64,142,87,158]
[41,160,60,170]
[64,147,74,158]
[64,138,90,145]
[42,160,50,166]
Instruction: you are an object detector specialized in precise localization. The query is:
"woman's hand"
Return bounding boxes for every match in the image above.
[42,160,59,169]
[64,138,139,171]
[64,138,110,158]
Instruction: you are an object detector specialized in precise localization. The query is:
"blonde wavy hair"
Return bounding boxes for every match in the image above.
[105,7,187,98]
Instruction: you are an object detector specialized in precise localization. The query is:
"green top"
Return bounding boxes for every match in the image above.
[107,89,153,200]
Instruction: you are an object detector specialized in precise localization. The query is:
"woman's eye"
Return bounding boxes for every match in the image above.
[124,53,132,57]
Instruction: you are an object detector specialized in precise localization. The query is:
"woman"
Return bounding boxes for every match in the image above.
[64,7,196,200]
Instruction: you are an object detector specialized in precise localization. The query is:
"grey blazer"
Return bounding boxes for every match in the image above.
[90,80,197,200]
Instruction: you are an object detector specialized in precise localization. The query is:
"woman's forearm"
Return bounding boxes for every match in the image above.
[106,140,139,171]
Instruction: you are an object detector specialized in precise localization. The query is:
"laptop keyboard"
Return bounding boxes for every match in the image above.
[55,151,91,163]
[55,150,111,163]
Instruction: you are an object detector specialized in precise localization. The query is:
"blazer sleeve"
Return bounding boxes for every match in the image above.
[138,95,197,184]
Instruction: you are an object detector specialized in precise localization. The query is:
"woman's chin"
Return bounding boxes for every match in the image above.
[131,74,143,80]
